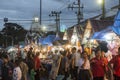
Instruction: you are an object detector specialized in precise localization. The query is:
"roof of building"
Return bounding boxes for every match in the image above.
[89,19,114,32]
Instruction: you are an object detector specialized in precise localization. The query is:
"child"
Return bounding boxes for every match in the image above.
[30,66,36,80]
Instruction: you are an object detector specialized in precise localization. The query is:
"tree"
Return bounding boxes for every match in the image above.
[1,23,27,46]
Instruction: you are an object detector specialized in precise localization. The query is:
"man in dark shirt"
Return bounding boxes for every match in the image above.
[2,55,13,80]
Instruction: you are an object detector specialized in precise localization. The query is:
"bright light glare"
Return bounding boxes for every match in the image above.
[66,45,71,48]
[43,48,46,52]
[71,35,79,44]
[90,39,94,43]
[103,33,112,40]
[41,26,47,31]
[98,0,103,4]
[59,47,64,51]
[34,17,39,22]
[43,26,46,30]
[35,49,40,52]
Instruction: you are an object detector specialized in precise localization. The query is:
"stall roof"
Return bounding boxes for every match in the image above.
[90,19,113,32]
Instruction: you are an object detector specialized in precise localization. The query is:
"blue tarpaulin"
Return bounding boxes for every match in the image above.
[91,26,112,40]
[92,10,120,39]
[112,26,120,36]
[92,32,107,40]
[43,35,56,45]
[39,38,44,44]
[112,10,120,35]
[38,35,61,46]
[114,11,120,27]
[54,36,61,41]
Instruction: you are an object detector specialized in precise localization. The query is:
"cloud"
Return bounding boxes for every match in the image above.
[0,0,118,30]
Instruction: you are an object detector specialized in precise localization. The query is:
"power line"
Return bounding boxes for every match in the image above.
[0,18,77,22]
[56,0,75,11]
[44,22,77,24]
[49,11,61,32]
[68,0,83,24]
[0,8,115,27]
[0,8,113,23]
[0,19,33,21]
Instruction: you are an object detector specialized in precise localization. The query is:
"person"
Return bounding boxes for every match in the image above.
[30,66,36,80]
[34,52,41,80]
[0,54,3,80]
[105,50,112,61]
[101,51,109,80]
[49,50,62,80]
[69,47,76,80]
[1,54,13,80]
[13,59,22,80]
[19,58,28,80]
[85,47,92,59]
[109,47,120,80]
[78,51,91,80]
[26,52,34,74]
[90,48,105,80]
[21,49,27,60]
[60,50,69,80]
[74,49,81,80]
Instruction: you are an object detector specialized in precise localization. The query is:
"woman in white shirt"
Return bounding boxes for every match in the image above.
[78,51,91,80]
[13,60,22,80]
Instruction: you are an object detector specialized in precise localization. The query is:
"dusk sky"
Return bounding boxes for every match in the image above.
[0,0,119,30]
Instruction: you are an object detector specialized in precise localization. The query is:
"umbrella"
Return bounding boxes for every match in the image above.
[6,46,18,53]
[6,46,18,61]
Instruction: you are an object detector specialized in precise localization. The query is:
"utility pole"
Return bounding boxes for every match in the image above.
[101,0,105,19]
[119,0,120,10]
[40,0,42,25]
[68,0,83,24]
[68,0,83,41]
[49,11,61,33]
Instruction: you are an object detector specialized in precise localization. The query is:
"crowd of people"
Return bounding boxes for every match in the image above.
[57,46,120,80]
[0,44,120,80]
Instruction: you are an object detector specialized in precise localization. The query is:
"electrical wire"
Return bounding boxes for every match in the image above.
[0,1,117,26]
[0,8,114,23]
[56,0,75,11]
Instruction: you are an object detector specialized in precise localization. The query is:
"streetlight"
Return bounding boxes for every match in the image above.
[40,0,42,25]
[34,17,39,22]
[118,0,120,10]
[98,0,103,4]
[98,0,105,19]
[97,0,105,19]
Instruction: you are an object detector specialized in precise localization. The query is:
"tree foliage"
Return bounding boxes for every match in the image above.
[1,23,27,46]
